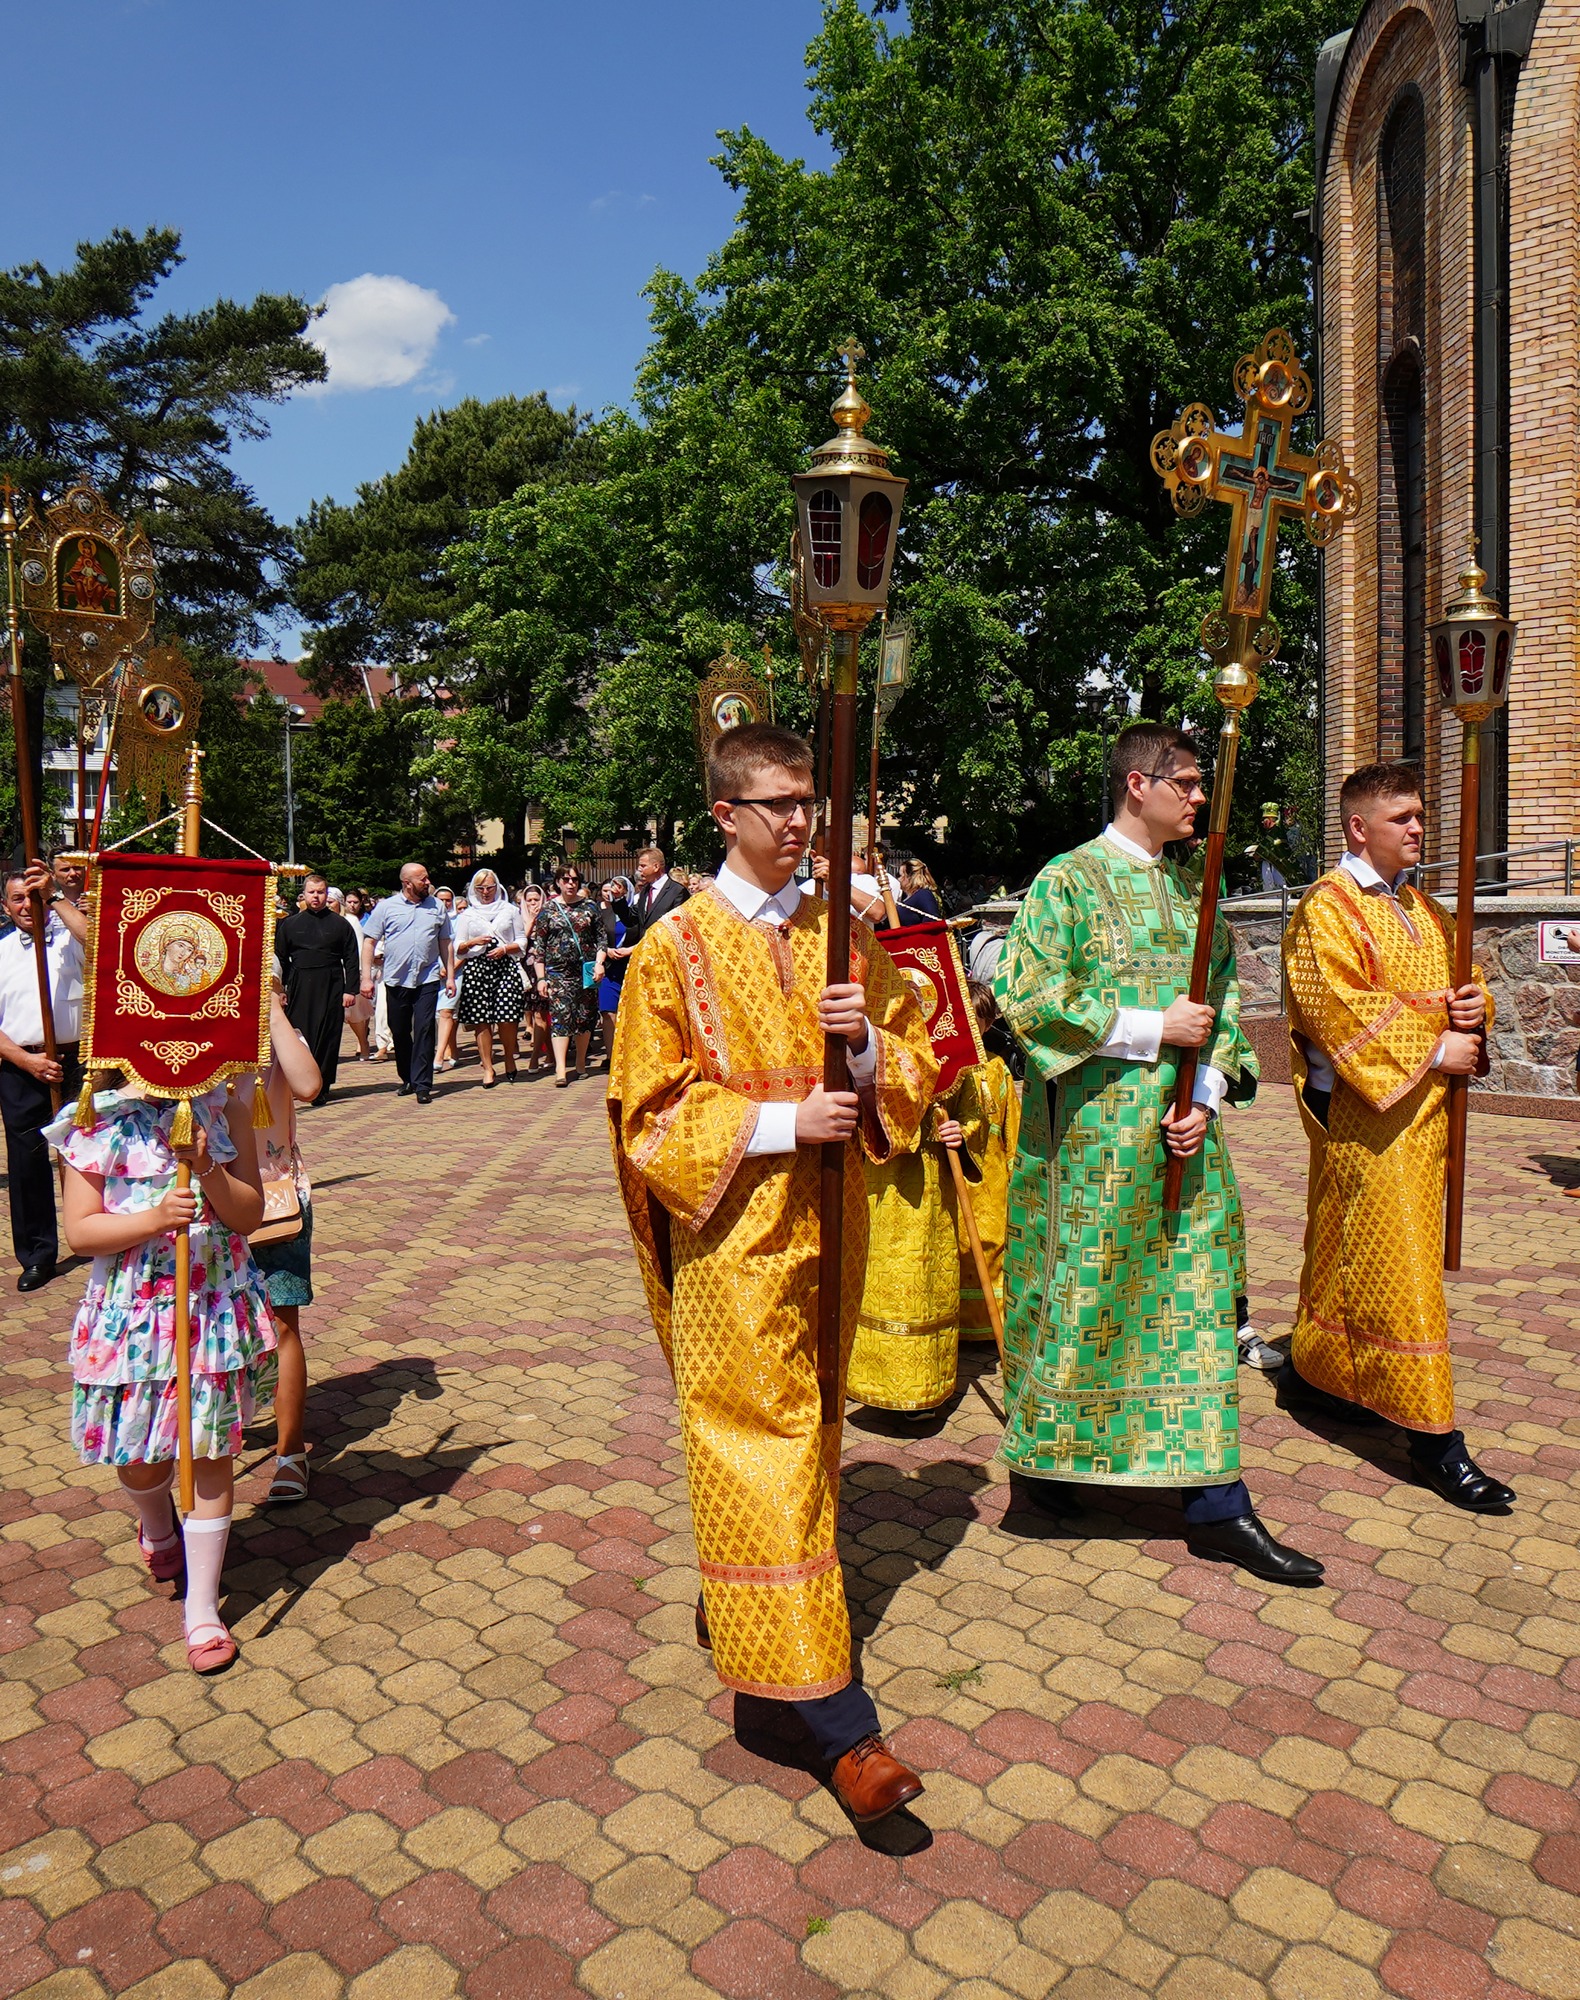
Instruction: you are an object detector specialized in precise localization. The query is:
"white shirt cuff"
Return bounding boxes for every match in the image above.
[1099,1007,1164,1064]
[1193,1065,1228,1115]
[746,1100,799,1155]
[846,1025,877,1087]
[1431,1038,1445,1070]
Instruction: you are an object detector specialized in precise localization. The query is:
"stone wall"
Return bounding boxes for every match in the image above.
[1225,894,1580,1097]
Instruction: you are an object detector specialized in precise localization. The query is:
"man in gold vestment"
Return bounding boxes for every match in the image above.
[1282,762,1513,1512]
[609,724,939,1824]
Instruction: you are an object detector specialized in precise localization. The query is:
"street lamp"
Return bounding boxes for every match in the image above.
[1427,545,1516,1271]
[282,703,308,864]
[791,340,907,1423]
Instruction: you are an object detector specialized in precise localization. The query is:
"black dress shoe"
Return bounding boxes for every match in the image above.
[17,1263,57,1293]
[1411,1451,1515,1512]
[1186,1512,1325,1586]
[1277,1367,1386,1429]
[415,1091,432,1105]
[1008,1475,1085,1518]
[396,1082,414,1097]
[695,1598,712,1650]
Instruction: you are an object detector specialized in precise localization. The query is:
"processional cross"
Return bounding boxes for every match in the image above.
[1148,329,1361,1213]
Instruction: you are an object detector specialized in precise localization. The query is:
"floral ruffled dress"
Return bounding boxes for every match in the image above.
[44,1089,279,1466]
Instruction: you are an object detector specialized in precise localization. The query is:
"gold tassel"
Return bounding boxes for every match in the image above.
[251,1076,274,1129]
[169,1097,194,1147]
[74,1073,99,1131]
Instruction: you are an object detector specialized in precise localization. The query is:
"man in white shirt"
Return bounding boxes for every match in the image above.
[0,862,88,1289]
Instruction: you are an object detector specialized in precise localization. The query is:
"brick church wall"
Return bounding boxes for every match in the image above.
[1321,0,1580,881]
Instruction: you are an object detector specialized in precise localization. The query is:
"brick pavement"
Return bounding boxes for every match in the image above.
[3,1051,1580,1999]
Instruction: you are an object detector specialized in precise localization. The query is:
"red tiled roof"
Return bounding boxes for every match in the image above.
[239,659,397,722]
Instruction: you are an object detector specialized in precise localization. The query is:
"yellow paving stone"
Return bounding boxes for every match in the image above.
[1268,1943,1384,2000]
[344,1946,461,2000]
[1159,1960,1273,2000]
[120,1962,226,2000]
[580,1929,689,1999]
[94,1823,197,1889]
[1231,1869,1338,1943]
[803,1911,911,1985]
[914,1899,1020,1976]
[1022,1890,1126,1965]
[1322,1910,1390,1966]
[601,1793,726,1871]
[83,1717,182,1784]
[984,1763,1077,1820]
[1079,1753,1171,1812]
[15,1975,109,2000]
[1126,1880,1229,1954]
[231,1955,343,2000]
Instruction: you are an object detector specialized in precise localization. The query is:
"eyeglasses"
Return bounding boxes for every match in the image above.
[1147,771,1208,803]
[725,795,819,825]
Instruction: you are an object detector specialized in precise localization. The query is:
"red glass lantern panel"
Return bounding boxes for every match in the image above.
[1458,628,1486,695]
[1434,634,1452,702]
[808,488,841,587]
[856,492,893,589]
[1493,627,1511,696]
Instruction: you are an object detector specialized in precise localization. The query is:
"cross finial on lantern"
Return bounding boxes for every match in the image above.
[836,337,866,384]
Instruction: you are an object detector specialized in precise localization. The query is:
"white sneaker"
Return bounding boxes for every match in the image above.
[1237,1325,1285,1371]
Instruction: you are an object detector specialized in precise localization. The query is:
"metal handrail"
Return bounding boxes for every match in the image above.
[1220,835,1578,903]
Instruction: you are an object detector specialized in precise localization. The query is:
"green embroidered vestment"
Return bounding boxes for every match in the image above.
[992,836,1257,1488]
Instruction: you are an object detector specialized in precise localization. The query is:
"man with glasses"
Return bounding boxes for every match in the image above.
[992,722,1323,1586]
[609,723,940,1826]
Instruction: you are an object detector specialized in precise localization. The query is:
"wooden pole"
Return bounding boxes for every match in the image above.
[1443,717,1480,1272]
[816,628,861,1423]
[947,1145,1004,1367]
[866,697,882,877]
[171,747,205,1512]
[813,668,832,900]
[1161,708,1241,1214]
[1,482,61,1116]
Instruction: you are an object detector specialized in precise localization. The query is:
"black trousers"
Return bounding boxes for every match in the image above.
[384,983,438,1095]
[2,1045,82,1269]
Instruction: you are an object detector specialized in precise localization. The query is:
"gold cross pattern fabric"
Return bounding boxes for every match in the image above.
[608,880,937,1699]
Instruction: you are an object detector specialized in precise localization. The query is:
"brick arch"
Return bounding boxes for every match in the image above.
[1319,0,1466,858]
[1507,1,1580,857]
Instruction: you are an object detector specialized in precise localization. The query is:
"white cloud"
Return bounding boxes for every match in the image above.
[463,332,491,348]
[303,274,456,394]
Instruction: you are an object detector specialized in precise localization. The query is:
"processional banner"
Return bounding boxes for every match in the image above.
[80,853,276,1101]
[872,919,984,1094]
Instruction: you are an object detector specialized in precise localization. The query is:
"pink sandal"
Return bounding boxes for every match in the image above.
[138,1508,184,1583]
[185,1625,237,1675]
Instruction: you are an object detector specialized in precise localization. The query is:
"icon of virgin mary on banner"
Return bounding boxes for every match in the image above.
[77,852,278,1107]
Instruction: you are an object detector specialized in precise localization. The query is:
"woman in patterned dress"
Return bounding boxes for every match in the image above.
[453,870,525,1087]
[530,865,605,1086]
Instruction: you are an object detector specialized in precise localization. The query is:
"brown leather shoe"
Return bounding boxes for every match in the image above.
[695,1598,711,1650]
[830,1735,924,1825]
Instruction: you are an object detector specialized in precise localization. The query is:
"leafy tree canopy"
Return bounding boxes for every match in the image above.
[289,697,474,888]
[293,394,597,697]
[452,0,1346,873]
[0,225,324,651]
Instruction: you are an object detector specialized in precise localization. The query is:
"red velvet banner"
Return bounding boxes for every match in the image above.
[872,919,986,1094]
[80,852,276,1099]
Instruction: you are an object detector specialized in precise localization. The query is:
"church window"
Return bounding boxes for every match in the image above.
[1376,93,1428,764]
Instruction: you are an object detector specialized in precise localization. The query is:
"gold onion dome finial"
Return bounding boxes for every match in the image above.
[1445,537,1502,619]
[807,338,893,474]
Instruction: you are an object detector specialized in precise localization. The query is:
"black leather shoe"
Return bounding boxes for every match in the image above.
[1008,1475,1085,1519]
[695,1598,712,1650]
[1186,1512,1325,1586]
[17,1263,57,1293]
[1277,1367,1386,1429]
[415,1092,432,1105]
[396,1082,414,1097]
[1411,1452,1514,1512]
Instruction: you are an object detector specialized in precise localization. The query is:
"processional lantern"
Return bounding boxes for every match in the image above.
[792,341,907,1423]
[1428,546,1516,1273]
[1150,328,1361,1212]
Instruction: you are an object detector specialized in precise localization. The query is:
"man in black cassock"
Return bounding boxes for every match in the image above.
[278,873,359,1104]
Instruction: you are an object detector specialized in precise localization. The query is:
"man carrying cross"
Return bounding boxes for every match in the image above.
[991,723,1322,1585]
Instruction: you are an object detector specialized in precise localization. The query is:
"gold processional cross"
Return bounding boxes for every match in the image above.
[1146,330,1361,1213]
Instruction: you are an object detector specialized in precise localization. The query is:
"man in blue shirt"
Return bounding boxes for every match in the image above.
[359,863,455,1104]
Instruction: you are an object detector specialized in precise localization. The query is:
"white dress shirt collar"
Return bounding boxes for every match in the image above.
[642,871,669,900]
[1100,822,1163,868]
[714,858,803,927]
[1338,849,1408,897]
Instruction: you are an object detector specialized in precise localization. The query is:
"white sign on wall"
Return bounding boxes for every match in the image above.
[1537,922,1580,964]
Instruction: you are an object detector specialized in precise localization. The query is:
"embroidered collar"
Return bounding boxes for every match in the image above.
[1099,824,1165,869]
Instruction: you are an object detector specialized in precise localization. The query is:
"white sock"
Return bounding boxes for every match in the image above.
[119,1469,179,1549]
[182,1515,232,1639]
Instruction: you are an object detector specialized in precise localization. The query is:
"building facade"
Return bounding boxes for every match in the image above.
[1316,0,1578,883]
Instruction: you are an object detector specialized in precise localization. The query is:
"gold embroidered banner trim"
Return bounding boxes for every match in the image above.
[698,1547,841,1587]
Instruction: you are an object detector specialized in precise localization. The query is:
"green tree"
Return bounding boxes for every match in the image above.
[289,698,473,887]
[293,394,595,696]
[455,0,1345,876]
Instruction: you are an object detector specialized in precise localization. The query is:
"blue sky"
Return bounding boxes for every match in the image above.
[6,1,830,645]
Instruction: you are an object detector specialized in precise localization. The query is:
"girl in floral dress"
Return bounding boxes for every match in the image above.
[47,1082,276,1674]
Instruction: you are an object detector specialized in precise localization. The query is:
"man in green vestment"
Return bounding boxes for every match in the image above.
[992,724,1322,1586]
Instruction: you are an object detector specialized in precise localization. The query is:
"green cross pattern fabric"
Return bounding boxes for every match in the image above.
[992,836,1257,1488]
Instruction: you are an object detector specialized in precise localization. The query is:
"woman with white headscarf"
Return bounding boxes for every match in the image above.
[453,869,525,1087]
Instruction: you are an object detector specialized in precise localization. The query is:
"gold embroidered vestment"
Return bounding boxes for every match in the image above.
[1283,872,1494,1432]
[608,882,936,1700]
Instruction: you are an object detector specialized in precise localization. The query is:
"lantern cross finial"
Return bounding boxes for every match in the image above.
[836,337,866,383]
